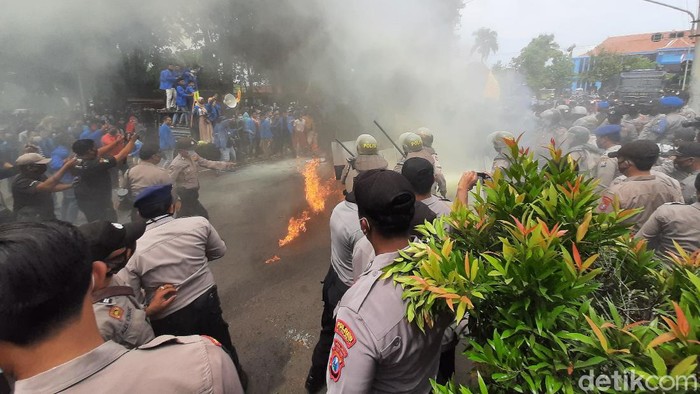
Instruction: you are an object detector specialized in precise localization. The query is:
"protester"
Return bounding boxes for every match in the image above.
[0,221,243,393]
[173,79,192,127]
[159,117,176,167]
[12,152,76,222]
[72,135,138,222]
[196,98,214,143]
[159,64,178,110]
[49,133,79,223]
[214,118,237,165]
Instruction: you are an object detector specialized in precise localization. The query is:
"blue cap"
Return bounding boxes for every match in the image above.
[597,101,610,110]
[659,96,685,108]
[594,124,622,137]
[134,184,173,208]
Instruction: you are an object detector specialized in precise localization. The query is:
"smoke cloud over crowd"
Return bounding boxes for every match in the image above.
[0,0,535,172]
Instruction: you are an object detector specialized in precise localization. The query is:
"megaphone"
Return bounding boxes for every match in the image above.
[223,93,238,109]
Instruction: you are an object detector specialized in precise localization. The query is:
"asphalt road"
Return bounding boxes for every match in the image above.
[198,158,338,393]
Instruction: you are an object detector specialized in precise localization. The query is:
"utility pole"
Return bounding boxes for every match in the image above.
[641,0,699,110]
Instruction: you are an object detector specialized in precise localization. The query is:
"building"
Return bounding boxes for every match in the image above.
[572,30,695,90]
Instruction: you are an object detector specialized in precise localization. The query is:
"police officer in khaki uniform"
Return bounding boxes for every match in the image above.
[598,140,684,231]
[592,124,623,192]
[80,220,177,349]
[0,221,243,394]
[653,142,700,204]
[340,134,388,194]
[326,170,448,393]
[639,96,694,143]
[169,137,234,219]
[638,174,700,258]
[401,157,451,217]
[566,126,602,176]
[394,132,447,197]
[488,131,514,173]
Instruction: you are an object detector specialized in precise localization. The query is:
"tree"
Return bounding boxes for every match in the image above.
[586,50,657,89]
[511,34,573,92]
[471,28,499,63]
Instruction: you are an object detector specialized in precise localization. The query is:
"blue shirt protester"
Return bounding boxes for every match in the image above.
[159,123,175,150]
[159,69,177,90]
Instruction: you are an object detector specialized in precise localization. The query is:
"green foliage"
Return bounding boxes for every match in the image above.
[384,137,700,393]
[586,50,657,89]
[511,34,574,92]
[472,28,499,63]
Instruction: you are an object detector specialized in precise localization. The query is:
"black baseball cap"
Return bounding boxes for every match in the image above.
[139,144,161,160]
[401,157,434,191]
[78,221,146,263]
[354,169,415,224]
[671,142,700,158]
[608,140,660,159]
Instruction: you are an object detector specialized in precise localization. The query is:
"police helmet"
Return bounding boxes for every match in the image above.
[401,132,423,154]
[488,131,514,152]
[540,109,562,124]
[355,134,378,155]
[415,127,434,147]
[567,126,590,147]
[571,106,588,117]
[556,105,570,116]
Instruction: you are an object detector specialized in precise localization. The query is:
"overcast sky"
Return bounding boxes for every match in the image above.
[459,0,696,63]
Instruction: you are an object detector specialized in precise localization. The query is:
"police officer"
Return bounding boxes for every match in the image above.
[394,132,447,197]
[80,220,178,348]
[638,173,700,258]
[339,134,388,194]
[488,130,515,173]
[326,170,448,392]
[0,221,243,393]
[415,127,447,195]
[168,137,234,219]
[401,157,451,216]
[598,140,683,230]
[639,96,694,143]
[121,143,172,220]
[653,142,700,204]
[592,124,623,192]
[566,126,601,176]
[116,184,248,389]
[573,101,609,132]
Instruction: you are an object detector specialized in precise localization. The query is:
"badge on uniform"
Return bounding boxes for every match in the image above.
[329,339,348,382]
[201,335,222,347]
[109,306,124,320]
[598,195,612,212]
[335,319,356,348]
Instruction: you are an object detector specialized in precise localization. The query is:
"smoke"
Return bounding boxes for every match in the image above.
[0,0,535,173]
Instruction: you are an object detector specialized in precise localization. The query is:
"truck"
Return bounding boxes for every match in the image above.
[615,69,666,103]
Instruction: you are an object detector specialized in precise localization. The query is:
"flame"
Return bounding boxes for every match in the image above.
[265,255,281,264]
[279,211,311,246]
[303,159,334,213]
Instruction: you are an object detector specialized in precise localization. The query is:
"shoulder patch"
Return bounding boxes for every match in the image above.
[201,335,222,347]
[335,320,357,348]
[328,339,348,382]
[108,306,124,320]
[598,195,612,212]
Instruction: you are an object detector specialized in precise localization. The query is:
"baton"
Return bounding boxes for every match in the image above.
[334,139,356,158]
[373,120,406,158]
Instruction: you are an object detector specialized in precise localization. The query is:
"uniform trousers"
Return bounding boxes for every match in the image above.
[150,286,247,390]
[78,199,117,222]
[308,266,350,382]
[176,187,209,219]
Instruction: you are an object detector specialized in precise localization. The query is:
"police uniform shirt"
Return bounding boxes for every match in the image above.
[330,200,365,286]
[638,202,700,258]
[598,174,684,231]
[572,114,603,132]
[92,276,155,349]
[13,336,243,394]
[652,162,697,204]
[121,161,172,198]
[341,155,388,193]
[115,216,226,321]
[394,150,447,196]
[351,236,374,282]
[73,156,117,204]
[327,252,447,393]
[168,153,228,190]
[422,195,451,217]
[11,173,55,220]
[593,145,621,192]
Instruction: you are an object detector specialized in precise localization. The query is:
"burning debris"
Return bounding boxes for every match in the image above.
[265,255,281,264]
[276,159,336,249]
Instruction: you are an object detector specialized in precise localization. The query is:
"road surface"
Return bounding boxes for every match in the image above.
[199,158,336,393]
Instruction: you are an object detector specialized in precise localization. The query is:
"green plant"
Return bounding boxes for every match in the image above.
[383,138,697,393]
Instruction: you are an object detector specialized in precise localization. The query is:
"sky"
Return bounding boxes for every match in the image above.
[459,0,696,64]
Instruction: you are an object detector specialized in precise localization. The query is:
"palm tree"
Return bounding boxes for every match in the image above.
[472,28,499,62]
